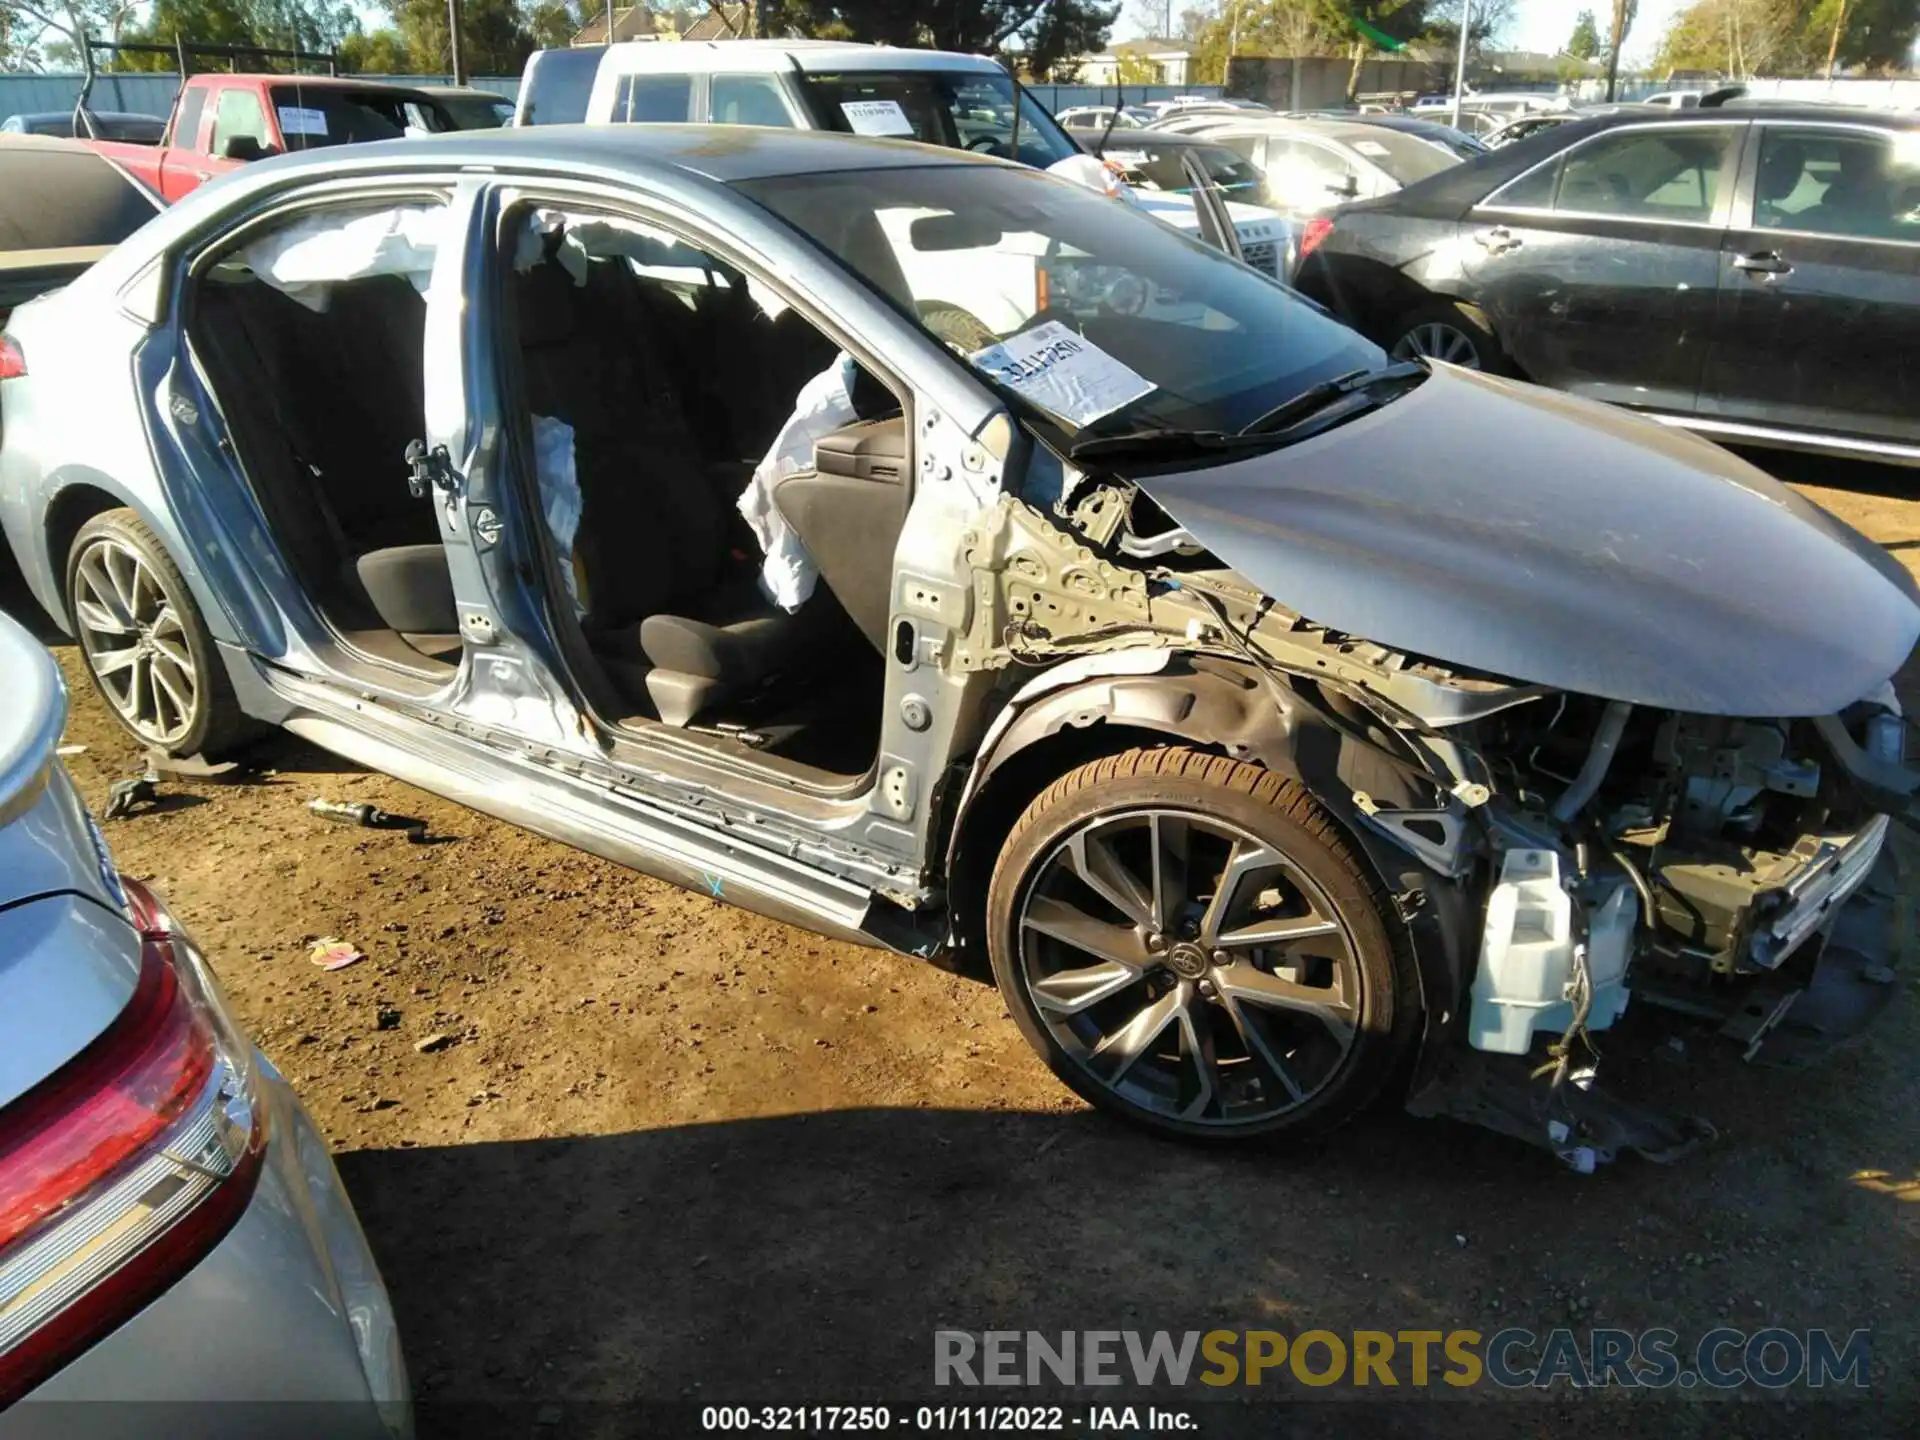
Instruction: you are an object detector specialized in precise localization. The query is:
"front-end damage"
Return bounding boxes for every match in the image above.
[945,475,1912,1168]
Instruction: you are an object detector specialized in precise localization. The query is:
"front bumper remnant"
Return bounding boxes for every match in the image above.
[1742,846,1903,1067]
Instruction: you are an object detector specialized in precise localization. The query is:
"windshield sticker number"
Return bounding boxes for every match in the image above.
[277,106,329,137]
[841,99,915,137]
[969,321,1155,428]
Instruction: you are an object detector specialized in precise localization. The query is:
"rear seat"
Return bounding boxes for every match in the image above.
[512,250,845,726]
[191,277,455,637]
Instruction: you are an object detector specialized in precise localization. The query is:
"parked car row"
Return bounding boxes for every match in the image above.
[0,37,1915,1416]
[1294,100,1920,465]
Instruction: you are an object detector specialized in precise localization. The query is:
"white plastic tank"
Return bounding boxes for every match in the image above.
[1469,849,1634,1054]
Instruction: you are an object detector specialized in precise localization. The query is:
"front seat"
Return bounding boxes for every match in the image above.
[513,248,846,727]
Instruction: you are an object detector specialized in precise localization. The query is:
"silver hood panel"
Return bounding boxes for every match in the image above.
[1136,366,1920,716]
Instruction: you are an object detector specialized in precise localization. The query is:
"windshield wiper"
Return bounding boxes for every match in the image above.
[1066,361,1427,463]
[1235,360,1426,437]
[1067,427,1290,461]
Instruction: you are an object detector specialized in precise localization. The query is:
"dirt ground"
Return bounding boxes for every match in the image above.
[8,452,1920,1437]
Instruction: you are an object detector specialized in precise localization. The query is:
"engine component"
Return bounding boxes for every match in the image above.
[1551,700,1632,822]
[1469,848,1634,1054]
[1653,715,1820,836]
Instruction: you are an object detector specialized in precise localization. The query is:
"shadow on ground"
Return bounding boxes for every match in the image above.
[341,1085,1917,1440]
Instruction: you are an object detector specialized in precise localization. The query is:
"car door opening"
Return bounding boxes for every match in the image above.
[500,205,907,780]
[185,202,459,675]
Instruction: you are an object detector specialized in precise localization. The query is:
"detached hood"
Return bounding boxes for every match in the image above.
[1137,366,1920,716]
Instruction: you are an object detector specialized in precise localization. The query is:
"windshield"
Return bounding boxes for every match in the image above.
[796,70,1077,169]
[1099,141,1276,208]
[1339,127,1457,185]
[736,163,1379,441]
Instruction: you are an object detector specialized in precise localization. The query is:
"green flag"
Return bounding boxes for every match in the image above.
[1349,12,1407,50]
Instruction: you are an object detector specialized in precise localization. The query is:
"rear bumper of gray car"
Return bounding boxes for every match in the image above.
[5,1057,410,1440]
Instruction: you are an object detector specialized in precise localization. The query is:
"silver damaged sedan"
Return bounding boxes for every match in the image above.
[0,610,408,1436]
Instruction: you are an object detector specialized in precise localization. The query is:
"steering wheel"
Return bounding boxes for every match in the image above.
[966,135,1006,154]
[917,300,1000,353]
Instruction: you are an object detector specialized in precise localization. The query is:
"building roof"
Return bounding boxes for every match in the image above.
[681,3,747,41]
[572,6,659,44]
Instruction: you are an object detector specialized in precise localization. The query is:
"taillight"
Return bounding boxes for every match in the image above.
[0,334,23,380]
[1299,217,1335,260]
[0,879,265,1402]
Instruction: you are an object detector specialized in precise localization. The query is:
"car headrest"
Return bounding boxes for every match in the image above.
[1757,141,1806,204]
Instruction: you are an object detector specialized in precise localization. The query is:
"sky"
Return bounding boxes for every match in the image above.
[1115,0,1687,67]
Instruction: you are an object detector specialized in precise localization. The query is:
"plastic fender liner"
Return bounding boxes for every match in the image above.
[945,650,1477,1058]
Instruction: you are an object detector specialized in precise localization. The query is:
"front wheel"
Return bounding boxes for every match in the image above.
[986,747,1418,1142]
[66,508,247,757]
[1387,298,1510,374]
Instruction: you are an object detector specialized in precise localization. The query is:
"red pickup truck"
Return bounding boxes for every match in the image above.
[83,73,481,203]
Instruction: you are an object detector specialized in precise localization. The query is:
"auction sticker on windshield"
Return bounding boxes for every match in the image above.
[968,321,1155,428]
[277,106,329,137]
[841,100,916,137]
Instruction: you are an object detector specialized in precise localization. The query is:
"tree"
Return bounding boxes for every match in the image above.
[1567,7,1600,57]
[1653,0,1919,76]
[1189,0,1432,94]
[766,2,1121,77]
[2,0,148,69]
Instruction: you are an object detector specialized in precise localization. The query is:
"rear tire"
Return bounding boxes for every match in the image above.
[986,747,1419,1143]
[1387,298,1511,375]
[66,508,248,758]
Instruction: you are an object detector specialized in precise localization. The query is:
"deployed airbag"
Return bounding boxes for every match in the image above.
[238,205,449,313]
[737,352,859,611]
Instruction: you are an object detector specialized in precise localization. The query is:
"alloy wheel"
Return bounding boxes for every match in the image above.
[1015,809,1362,1129]
[71,537,199,747]
[1391,322,1483,368]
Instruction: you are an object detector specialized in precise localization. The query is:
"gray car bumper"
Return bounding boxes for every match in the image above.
[4,1056,410,1439]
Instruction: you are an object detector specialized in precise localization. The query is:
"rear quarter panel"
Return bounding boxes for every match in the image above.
[1295,210,1470,338]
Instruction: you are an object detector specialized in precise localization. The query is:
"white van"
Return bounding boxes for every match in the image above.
[543,39,1294,278]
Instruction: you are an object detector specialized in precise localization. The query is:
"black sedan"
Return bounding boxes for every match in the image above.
[1293,103,1920,466]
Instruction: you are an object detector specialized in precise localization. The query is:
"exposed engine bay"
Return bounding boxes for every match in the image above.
[955,469,1911,1167]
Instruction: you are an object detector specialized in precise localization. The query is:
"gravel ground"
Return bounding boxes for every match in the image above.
[7,452,1919,1437]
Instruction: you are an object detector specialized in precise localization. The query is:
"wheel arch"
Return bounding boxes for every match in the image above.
[1301,253,1437,341]
[942,655,1476,1041]
[41,476,150,635]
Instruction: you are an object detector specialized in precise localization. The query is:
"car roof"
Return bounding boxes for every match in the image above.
[1350,103,1920,219]
[0,130,123,154]
[224,119,1001,185]
[590,38,1001,78]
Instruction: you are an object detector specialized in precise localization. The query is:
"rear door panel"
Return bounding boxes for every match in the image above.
[1700,120,1920,448]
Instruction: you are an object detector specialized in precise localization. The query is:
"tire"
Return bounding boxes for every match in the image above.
[1387,298,1511,375]
[987,747,1419,1143]
[65,508,248,758]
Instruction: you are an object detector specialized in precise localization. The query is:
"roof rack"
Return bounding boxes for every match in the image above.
[73,35,340,138]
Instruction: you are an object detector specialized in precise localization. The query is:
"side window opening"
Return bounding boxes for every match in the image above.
[710,74,794,129]
[612,73,693,124]
[1755,127,1920,241]
[185,201,458,675]
[210,89,269,158]
[498,204,907,779]
[1552,127,1736,223]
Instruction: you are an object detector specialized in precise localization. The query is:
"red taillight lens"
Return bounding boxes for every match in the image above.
[0,880,265,1402]
[0,334,24,380]
[1299,217,1335,260]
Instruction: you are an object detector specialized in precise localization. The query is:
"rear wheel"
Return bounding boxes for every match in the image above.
[66,509,246,757]
[986,747,1418,1142]
[1388,298,1509,374]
